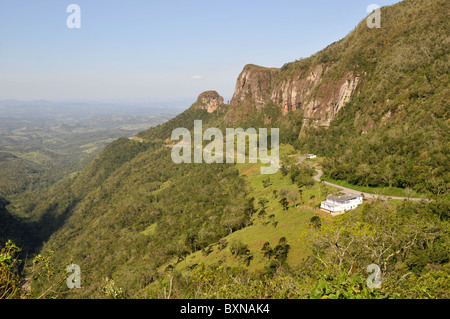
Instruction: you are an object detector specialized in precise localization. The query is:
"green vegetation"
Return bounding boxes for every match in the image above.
[0,241,22,299]
[0,112,173,222]
[0,198,33,252]
[0,0,448,300]
[138,199,449,299]
[293,0,449,196]
[26,138,252,298]
[322,175,426,198]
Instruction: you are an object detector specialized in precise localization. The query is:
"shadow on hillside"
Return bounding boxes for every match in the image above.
[0,197,35,253]
[25,198,80,254]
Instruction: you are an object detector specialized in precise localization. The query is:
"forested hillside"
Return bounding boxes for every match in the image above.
[0,0,448,299]
[0,197,33,252]
[226,0,449,196]
[31,145,251,297]
[296,0,449,193]
[298,0,449,195]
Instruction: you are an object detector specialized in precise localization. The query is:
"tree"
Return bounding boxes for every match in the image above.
[221,215,244,235]
[258,197,269,210]
[221,206,247,234]
[307,274,390,299]
[310,215,322,229]
[0,240,21,299]
[381,165,395,188]
[287,190,299,207]
[280,165,289,177]
[404,187,415,200]
[274,237,291,264]
[279,188,290,199]
[218,239,228,251]
[279,197,289,211]
[243,252,254,267]
[258,207,267,218]
[230,240,251,266]
[262,178,272,188]
[298,189,304,203]
[296,174,314,188]
[102,277,126,299]
[185,234,198,253]
[261,242,274,261]
[244,197,257,220]
[290,167,300,184]
[305,201,447,278]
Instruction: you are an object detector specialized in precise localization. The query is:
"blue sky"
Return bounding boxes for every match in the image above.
[0,0,401,102]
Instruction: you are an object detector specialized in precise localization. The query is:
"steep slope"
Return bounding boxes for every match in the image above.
[0,197,33,252]
[24,0,449,299]
[136,91,228,142]
[29,97,252,298]
[23,137,157,247]
[226,0,449,194]
[228,0,448,128]
[227,62,360,128]
[0,152,44,198]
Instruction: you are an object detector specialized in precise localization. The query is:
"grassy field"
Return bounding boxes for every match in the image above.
[11,151,52,164]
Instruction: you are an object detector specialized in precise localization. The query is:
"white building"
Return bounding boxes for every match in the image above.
[320,194,363,214]
[306,154,317,159]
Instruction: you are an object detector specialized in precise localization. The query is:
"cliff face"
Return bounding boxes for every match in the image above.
[229,63,361,127]
[230,65,279,112]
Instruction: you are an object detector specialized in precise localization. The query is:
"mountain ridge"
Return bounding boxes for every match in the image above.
[221,0,448,194]
[8,0,448,299]
[225,0,448,131]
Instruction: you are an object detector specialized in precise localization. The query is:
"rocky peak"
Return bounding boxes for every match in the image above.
[192,90,224,113]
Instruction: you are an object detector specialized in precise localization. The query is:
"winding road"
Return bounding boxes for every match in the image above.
[295,155,428,202]
[312,169,429,202]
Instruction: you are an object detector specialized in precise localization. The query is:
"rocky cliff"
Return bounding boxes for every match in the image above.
[229,63,361,127]
[192,90,224,113]
[229,64,279,111]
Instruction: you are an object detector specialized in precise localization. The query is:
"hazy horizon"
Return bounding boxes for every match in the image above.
[1,0,401,101]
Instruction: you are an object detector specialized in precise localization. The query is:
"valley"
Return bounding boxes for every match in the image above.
[0,0,448,300]
[0,105,177,218]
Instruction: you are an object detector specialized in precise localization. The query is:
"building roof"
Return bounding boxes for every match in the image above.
[327,194,361,203]
[321,201,341,207]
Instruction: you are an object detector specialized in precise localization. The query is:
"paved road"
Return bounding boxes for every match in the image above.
[313,169,429,202]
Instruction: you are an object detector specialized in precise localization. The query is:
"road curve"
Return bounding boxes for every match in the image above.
[313,169,429,202]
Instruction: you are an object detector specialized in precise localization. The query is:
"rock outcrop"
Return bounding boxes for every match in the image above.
[192,90,224,113]
[229,62,361,127]
[230,64,279,111]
